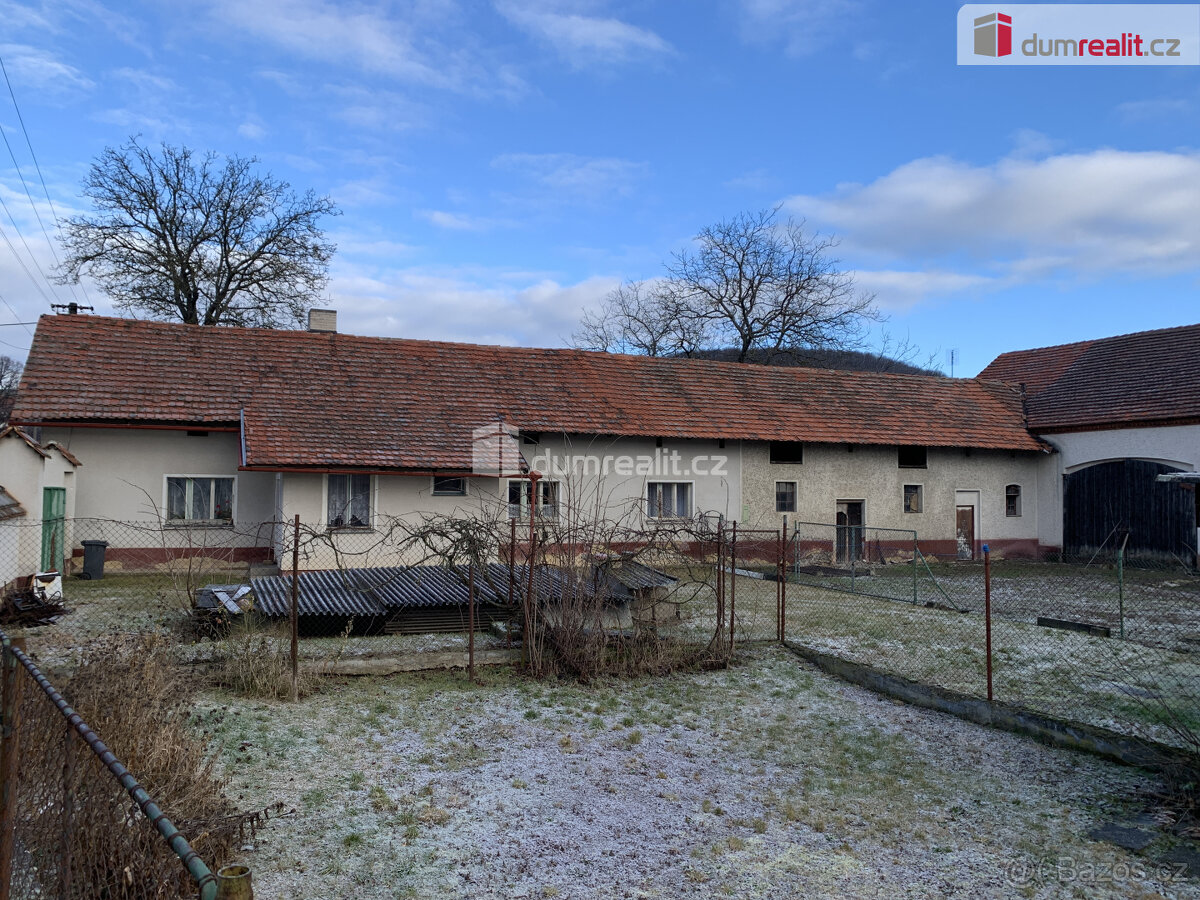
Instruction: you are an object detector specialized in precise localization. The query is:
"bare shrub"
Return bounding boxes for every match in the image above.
[44,634,270,894]
[215,616,317,700]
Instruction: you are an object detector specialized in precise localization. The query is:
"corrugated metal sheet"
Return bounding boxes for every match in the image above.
[250,562,678,618]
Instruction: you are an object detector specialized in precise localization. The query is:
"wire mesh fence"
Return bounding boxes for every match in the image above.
[783,526,1200,752]
[0,632,234,899]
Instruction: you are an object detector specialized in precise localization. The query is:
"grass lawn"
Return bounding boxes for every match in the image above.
[199,645,1194,899]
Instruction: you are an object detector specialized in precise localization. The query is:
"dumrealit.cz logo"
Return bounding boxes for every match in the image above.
[958,4,1200,65]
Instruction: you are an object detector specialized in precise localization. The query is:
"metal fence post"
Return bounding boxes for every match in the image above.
[1118,535,1127,640]
[467,563,476,682]
[912,534,919,605]
[290,515,300,703]
[729,522,737,657]
[0,638,21,900]
[59,722,75,897]
[984,544,993,702]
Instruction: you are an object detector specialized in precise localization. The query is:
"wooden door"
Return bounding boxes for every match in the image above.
[41,487,66,572]
[955,505,974,561]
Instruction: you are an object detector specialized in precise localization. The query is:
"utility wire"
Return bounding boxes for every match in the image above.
[0,54,91,306]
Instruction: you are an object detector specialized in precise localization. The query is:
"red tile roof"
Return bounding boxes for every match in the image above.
[13,315,1044,470]
[979,323,1200,432]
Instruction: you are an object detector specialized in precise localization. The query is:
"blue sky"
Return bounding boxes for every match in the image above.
[0,0,1197,375]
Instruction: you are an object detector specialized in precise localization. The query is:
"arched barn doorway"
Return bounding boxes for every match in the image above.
[1063,460,1198,562]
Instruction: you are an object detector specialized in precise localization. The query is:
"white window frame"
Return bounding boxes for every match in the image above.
[647,481,694,520]
[164,475,236,525]
[903,483,923,514]
[325,473,375,530]
[507,480,560,520]
[775,481,797,513]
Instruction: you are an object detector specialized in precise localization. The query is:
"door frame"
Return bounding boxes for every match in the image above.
[954,489,980,561]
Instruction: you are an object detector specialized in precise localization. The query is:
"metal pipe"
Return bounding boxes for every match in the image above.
[729,522,737,658]
[0,639,20,899]
[290,514,300,703]
[216,864,253,899]
[467,563,476,682]
[983,544,993,702]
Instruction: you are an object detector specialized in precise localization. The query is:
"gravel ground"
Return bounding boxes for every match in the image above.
[198,645,1199,899]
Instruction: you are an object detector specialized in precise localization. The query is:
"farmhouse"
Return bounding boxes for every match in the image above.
[980,323,1200,562]
[8,311,1049,575]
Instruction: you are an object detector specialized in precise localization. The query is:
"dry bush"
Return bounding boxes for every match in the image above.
[23,634,271,896]
[215,616,318,700]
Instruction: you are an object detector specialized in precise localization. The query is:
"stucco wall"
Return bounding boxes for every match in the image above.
[39,427,275,563]
[277,433,742,568]
[0,436,80,582]
[741,442,1044,555]
[1033,423,1200,550]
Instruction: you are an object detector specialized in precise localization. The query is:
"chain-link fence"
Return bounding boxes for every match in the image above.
[0,632,250,899]
[784,526,1200,752]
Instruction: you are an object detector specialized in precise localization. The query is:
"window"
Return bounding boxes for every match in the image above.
[432,476,467,496]
[508,480,559,519]
[647,482,691,519]
[1006,484,1022,517]
[770,441,804,464]
[903,484,923,514]
[898,445,927,469]
[328,474,372,528]
[166,477,234,523]
[775,481,796,513]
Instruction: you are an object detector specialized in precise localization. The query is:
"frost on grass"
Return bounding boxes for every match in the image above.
[202,646,1190,899]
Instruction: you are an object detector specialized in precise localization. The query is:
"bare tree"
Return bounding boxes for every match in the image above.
[575,280,709,357]
[574,208,880,363]
[0,355,22,424]
[58,138,339,328]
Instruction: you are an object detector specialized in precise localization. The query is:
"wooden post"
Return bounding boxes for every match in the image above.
[0,641,23,899]
[290,515,300,703]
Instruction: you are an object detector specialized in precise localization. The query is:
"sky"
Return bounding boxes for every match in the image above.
[0,0,1197,376]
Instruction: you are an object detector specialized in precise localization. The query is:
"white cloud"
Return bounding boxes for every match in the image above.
[734,0,860,56]
[787,148,1200,280]
[328,261,618,347]
[492,152,647,202]
[237,120,267,140]
[203,0,525,98]
[0,43,93,92]
[418,210,498,231]
[497,2,672,65]
[852,270,994,312]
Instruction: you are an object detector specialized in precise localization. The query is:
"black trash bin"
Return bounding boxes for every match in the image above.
[80,540,108,580]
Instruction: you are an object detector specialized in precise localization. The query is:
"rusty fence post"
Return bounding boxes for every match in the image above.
[984,543,993,702]
[715,521,724,646]
[59,721,75,897]
[729,522,737,658]
[216,863,253,899]
[507,517,516,648]
[290,515,300,703]
[0,639,21,900]
[467,563,476,682]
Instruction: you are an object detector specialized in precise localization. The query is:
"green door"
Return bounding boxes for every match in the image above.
[41,487,66,572]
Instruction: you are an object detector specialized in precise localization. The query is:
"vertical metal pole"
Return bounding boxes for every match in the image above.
[714,521,724,645]
[776,529,783,642]
[912,535,919,605]
[0,641,21,899]
[59,722,75,897]
[525,474,540,672]
[780,526,787,641]
[729,522,737,657]
[984,544,993,702]
[1118,534,1128,640]
[507,517,516,649]
[290,515,300,703]
[467,563,476,682]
